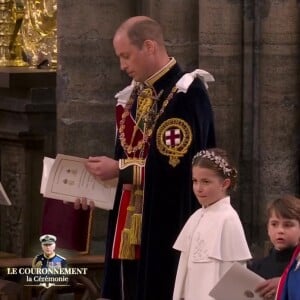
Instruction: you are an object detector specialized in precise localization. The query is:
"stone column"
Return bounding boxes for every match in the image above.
[198,1,243,209]
[239,0,256,248]
[198,0,243,163]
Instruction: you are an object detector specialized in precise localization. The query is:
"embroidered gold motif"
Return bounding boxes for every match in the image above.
[136,88,154,121]
[118,86,178,158]
[129,87,154,146]
[119,158,145,169]
[156,118,192,167]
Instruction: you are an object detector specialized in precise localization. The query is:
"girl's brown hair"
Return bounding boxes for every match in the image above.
[192,147,238,192]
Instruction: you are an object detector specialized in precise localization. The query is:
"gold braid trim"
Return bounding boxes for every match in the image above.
[130,213,142,245]
[118,204,135,259]
[118,167,144,257]
[128,166,143,245]
[77,208,94,254]
[119,228,135,259]
[119,158,145,169]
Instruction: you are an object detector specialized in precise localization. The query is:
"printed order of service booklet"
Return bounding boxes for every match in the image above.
[209,262,265,300]
[40,154,117,210]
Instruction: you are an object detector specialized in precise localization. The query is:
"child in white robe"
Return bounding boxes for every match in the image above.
[173,148,252,300]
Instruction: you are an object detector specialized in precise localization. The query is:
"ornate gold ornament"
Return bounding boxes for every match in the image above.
[119,85,178,158]
[0,0,27,66]
[136,88,154,121]
[21,0,57,67]
[156,118,192,167]
[0,0,57,68]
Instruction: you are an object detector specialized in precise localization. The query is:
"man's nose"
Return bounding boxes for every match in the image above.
[120,59,127,71]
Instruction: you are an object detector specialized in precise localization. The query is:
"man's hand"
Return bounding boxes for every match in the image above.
[74,198,95,210]
[255,277,280,300]
[66,156,119,210]
[85,156,119,181]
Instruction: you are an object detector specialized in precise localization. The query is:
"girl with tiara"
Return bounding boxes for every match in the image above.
[172,148,252,300]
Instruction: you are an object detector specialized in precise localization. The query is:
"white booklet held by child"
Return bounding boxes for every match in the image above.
[209,262,264,300]
[40,154,117,210]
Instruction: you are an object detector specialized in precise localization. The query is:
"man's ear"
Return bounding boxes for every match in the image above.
[143,39,156,54]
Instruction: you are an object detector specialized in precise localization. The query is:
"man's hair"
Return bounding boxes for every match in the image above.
[126,19,165,49]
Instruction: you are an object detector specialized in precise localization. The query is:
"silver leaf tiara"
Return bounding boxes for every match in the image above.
[192,150,237,177]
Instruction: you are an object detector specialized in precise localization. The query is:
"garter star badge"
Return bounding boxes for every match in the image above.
[156,118,192,167]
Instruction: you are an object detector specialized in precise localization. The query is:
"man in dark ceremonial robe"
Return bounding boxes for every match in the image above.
[85,16,216,300]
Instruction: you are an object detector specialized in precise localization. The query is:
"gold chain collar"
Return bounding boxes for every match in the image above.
[119,85,178,158]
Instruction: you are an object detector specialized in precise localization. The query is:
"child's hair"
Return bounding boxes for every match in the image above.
[192,148,238,192]
[267,195,300,223]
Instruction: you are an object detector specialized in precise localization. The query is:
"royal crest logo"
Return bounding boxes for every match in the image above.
[156,118,192,167]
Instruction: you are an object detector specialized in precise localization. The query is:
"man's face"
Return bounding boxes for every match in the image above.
[113,32,151,82]
[42,243,56,257]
